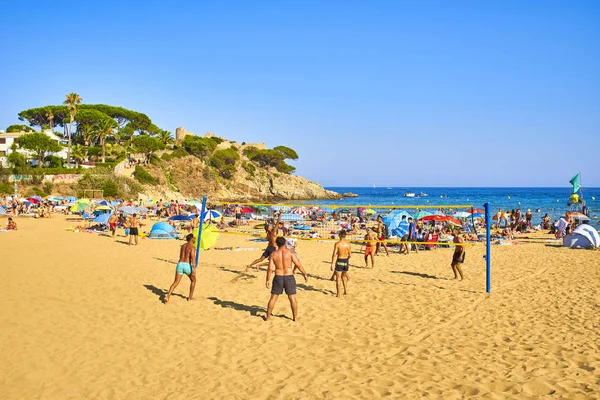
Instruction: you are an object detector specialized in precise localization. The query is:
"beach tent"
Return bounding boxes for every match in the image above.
[563,224,600,249]
[391,220,409,238]
[93,213,110,224]
[382,210,412,232]
[148,222,178,239]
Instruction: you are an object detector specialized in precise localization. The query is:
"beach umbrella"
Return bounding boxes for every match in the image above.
[95,200,110,206]
[0,206,7,215]
[136,206,150,214]
[147,199,157,205]
[31,196,43,201]
[413,210,432,220]
[96,205,112,211]
[66,196,78,202]
[202,210,223,221]
[71,202,89,212]
[253,205,268,214]
[467,208,485,214]
[168,214,193,221]
[280,213,305,222]
[239,206,254,214]
[568,212,590,221]
[363,209,377,215]
[290,206,311,216]
[420,215,461,226]
[454,211,471,219]
[192,224,220,250]
[118,206,137,215]
[93,213,110,223]
[78,198,90,204]
[26,197,40,204]
[187,200,202,207]
[271,204,289,212]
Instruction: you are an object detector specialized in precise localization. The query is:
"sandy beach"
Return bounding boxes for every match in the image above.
[1,216,598,399]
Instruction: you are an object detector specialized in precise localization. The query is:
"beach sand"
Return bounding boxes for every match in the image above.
[1,217,598,399]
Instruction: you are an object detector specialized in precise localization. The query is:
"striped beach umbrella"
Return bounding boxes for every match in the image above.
[202,210,223,221]
[0,206,7,215]
[289,207,311,216]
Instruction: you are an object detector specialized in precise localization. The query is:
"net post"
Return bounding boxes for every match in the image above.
[484,202,491,293]
[195,196,208,267]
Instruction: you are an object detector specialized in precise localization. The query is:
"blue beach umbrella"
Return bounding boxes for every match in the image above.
[136,206,150,214]
[0,206,6,215]
[168,214,193,221]
[95,200,110,206]
[280,213,304,222]
[93,213,110,223]
[118,206,137,215]
[202,210,223,221]
[66,196,78,202]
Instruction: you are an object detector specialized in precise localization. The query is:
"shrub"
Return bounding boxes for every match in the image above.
[242,162,255,177]
[209,147,239,179]
[183,136,217,158]
[32,187,47,197]
[43,182,53,194]
[101,180,119,197]
[171,148,189,159]
[133,165,159,185]
[0,183,12,194]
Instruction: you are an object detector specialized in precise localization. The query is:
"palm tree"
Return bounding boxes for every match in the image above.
[97,119,114,163]
[64,92,82,167]
[45,110,54,133]
[71,144,86,167]
[158,129,174,145]
[78,123,95,159]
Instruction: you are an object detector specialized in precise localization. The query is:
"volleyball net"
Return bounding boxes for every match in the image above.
[204,202,483,247]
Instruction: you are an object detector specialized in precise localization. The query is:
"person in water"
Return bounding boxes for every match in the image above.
[163,234,197,303]
[265,237,308,322]
[331,230,351,297]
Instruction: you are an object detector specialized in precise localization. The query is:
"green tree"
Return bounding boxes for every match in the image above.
[7,150,27,170]
[77,123,95,159]
[131,135,165,162]
[6,125,35,133]
[71,144,86,167]
[273,145,299,160]
[18,132,62,167]
[64,92,82,166]
[209,147,240,179]
[97,119,116,163]
[157,129,174,145]
[182,135,217,158]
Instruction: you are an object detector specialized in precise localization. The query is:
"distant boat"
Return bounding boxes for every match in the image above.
[386,187,392,190]
[404,191,416,198]
[373,184,376,188]
[419,192,428,197]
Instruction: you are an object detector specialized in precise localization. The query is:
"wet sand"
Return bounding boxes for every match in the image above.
[1,217,598,399]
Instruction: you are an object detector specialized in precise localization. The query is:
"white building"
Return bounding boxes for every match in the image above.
[0,129,68,167]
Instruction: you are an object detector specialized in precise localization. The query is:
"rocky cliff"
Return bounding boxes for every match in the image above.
[137,155,341,202]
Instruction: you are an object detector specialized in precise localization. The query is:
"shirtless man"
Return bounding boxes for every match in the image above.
[451,230,465,281]
[108,213,118,237]
[331,230,351,297]
[163,233,197,303]
[6,217,17,230]
[128,213,140,246]
[247,211,282,271]
[375,215,390,256]
[234,205,242,226]
[364,227,378,268]
[265,236,308,322]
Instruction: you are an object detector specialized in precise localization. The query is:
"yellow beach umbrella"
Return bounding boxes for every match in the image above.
[192,224,220,250]
[78,198,90,204]
[96,205,112,210]
[70,202,89,212]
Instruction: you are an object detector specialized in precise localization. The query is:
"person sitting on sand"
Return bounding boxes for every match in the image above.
[163,233,197,304]
[451,230,466,281]
[265,236,308,322]
[364,227,377,268]
[330,230,351,297]
[6,217,17,230]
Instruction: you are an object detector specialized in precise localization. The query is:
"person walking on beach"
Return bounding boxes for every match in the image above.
[451,230,465,281]
[375,215,390,256]
[247,211,282,271]
[163,233,197,304]
[406,217,418,254]
[128,213,140,246]
[265,236,308,322]
[364,227,378,268]
[108,213,118,237]
[331,230,351,297]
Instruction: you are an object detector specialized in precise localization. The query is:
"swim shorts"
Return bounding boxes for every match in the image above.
[235,213,242,220]
[262,245,276,258]
[271,275,297,295]
[452,252,465,264]
[176,261,193,275]
[130,227,139,236]
[379,236,385,241]
[335,258,349,272]
[364,246,374,256]
[109,223,117,230]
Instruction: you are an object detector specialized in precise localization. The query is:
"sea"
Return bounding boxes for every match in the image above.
[301,187,600,229]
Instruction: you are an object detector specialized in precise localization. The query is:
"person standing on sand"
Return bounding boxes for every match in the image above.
[265,237,308,322]
[234,205,242,226]
[451,230,465,281]
[375,215,390,256]
[364,227,377,268]
[108,213,118,237]
[247,211,282,271]
[163,233,197,303]
[331,230,351,297]
[129,213,140,246]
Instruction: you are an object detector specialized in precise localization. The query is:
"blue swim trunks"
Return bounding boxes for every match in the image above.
[176,262,192,275]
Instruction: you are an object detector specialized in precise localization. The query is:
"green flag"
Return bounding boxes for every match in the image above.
[569,173,581,194]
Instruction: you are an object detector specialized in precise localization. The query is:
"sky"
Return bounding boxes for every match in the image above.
[1,0,598,187]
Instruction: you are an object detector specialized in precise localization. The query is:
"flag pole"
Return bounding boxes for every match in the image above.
[195,196,207,267]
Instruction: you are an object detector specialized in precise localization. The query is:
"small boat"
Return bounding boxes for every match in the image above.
[372,184,376,188]
[404,191,416,198]
[419,192,428,197]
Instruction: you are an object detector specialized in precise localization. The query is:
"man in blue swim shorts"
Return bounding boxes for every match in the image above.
[164,234,197,303]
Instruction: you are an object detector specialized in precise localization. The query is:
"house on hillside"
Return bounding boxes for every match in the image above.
[0,129,68,167]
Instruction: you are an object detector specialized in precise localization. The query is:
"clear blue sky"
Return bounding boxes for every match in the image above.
[1,0,598,187]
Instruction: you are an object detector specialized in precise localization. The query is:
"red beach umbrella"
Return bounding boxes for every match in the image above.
[420,215,462,226]
[467,208,485,214]
[26,197,40,204]
[240,206,254,214]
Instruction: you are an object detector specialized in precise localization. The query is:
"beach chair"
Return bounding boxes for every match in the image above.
[425,233,438,250]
